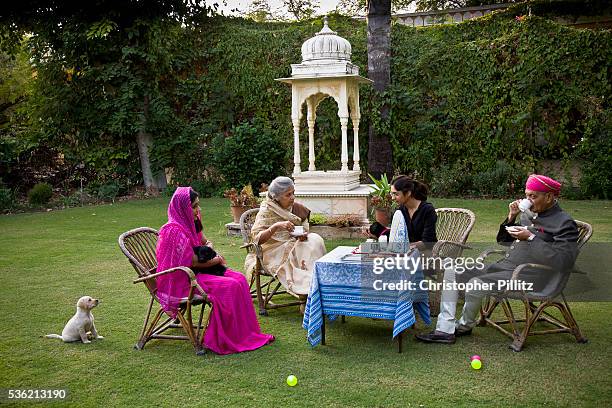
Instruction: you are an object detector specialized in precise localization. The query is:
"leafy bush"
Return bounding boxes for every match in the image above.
[190,179,224,198]
[309,213,327,225]
[28,183,53,206]
[429,162,473,198]
[212,120,288,190]
[0,186,16,211]
[469,161,526,198]
[58,192,83,208]
[97,182,120,202]
[430,160,526,198]
[577,113,612,199]
[326,214,363,227]
[162,185,178,198]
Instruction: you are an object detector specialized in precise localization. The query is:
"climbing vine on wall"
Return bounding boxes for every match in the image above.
[2,2,610,198]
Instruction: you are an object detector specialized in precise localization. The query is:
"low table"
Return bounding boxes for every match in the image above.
[302,246,431,353]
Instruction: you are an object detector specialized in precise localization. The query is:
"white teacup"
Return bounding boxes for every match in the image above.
[518,198,532,212]
[293,225,304,235]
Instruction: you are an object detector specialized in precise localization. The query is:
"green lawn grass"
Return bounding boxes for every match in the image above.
[0,197,611,407]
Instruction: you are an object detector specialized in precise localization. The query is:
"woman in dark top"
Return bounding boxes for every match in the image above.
[390,175,437,251]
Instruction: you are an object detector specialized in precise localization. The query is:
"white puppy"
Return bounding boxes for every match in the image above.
[46,296,103,343]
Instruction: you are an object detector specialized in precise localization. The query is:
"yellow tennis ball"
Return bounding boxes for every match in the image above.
[287,375,298,386]
[470,359,482,370]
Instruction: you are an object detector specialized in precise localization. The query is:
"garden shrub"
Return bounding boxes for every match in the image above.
[469,161,527,198]
[326,214,363,227]
[162,185,178,198]
[211,119,288,190]
[0,186,16,211]
[27,183,53,206]
[97,182,120,202]
[577,112,611,199]
[429,162,473,198]
[58,192,83,207]
[189,179,224,198]
[309,213,327,225]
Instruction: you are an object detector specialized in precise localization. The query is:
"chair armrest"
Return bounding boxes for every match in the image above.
[502,263,553,298]
[240,242,257,251]
[242,241,265,259]
[242,241,273,277]
[134,266,209,301]
[510,263,552,281]
[432,240,471,257]
[478,248,507,260]
[133,266,196,283]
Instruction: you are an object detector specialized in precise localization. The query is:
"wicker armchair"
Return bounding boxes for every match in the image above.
[118,227,211,355]
[239,208,305,316]
[427,208,476,314]
[432,208,476,259]
[479,220,592,352]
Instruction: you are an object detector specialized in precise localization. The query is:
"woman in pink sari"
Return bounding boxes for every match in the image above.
[156,187,274,355]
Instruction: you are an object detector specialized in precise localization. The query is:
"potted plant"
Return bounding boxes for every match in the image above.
[368,173,394,226]
[224,185,260,223]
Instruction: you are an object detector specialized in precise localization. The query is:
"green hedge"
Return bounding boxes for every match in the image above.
[2,3,610,198]
[186,10,610,197]
[388,10,610,197]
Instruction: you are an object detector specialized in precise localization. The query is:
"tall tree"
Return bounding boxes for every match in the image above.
[0,0,212,191]
[282,0,317,21]
[366,0,394,179]
[247,0,273,22]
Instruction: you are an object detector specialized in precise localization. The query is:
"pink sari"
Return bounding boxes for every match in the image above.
[156,187,274,355]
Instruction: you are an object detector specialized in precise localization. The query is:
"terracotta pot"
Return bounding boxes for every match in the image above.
[230,205,248,224]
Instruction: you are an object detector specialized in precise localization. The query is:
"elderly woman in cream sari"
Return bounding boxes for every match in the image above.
[248,177,326,298]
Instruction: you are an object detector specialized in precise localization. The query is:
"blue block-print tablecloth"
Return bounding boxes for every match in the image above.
[302,246,431,347]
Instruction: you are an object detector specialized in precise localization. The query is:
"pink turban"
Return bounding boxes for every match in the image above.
[525,174,561,196]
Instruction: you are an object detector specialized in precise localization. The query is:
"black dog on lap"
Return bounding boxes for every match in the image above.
[192,245,226,276]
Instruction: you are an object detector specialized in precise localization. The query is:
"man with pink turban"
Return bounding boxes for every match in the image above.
[416,174,579,345]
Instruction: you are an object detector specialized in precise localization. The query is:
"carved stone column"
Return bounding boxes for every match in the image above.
[307,98,316,171]
[340,116,349,173]
[352,116,360,172]
[292,117,301,175]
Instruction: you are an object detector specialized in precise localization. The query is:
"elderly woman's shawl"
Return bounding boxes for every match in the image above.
[245,195,326,295]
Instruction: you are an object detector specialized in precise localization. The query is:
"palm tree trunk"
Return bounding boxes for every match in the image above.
[366,0,394,179]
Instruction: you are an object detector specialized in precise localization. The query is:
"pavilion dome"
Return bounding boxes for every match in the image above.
[301,17,352,64]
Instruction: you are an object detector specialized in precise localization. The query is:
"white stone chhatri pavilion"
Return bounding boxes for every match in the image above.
[276,17,373,225]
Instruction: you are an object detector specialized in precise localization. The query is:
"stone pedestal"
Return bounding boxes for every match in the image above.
[294,184,372,225]
[294,170,361,192]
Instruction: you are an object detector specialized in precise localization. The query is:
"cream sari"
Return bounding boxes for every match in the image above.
[245,196,326,296]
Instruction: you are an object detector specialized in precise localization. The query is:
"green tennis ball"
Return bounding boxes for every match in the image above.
[471,359,482,370]
[287,375,298,386]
